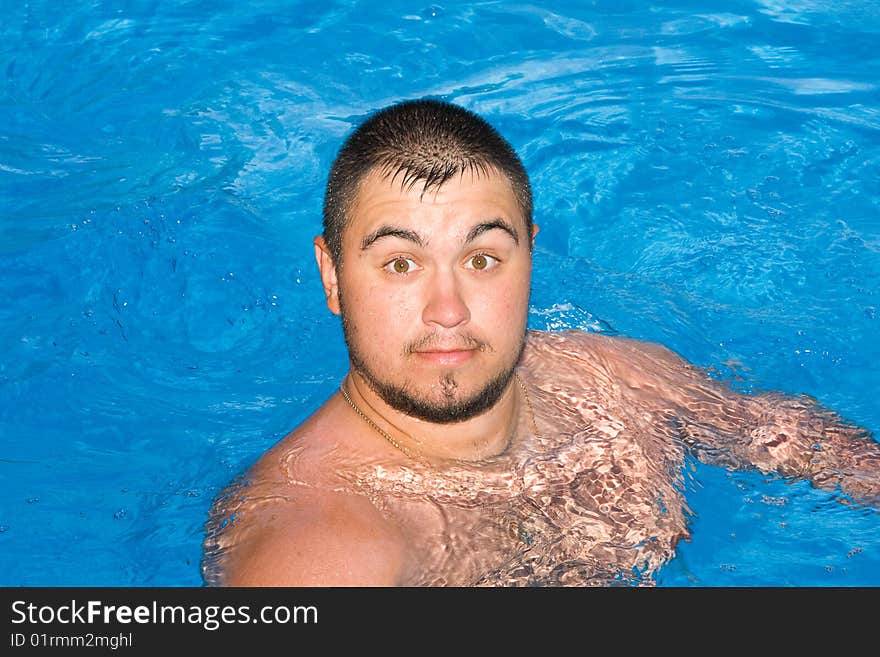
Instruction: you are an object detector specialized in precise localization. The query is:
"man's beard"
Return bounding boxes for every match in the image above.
[338,290,527,424]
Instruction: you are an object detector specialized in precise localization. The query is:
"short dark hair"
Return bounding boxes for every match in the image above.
[322,98,533,264]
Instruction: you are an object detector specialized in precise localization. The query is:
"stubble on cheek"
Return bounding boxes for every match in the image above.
[340,284,412,372]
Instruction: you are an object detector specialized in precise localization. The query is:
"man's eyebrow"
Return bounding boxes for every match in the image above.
[359,219,520,251]
[360,225,424,251]
[465,219,520,246]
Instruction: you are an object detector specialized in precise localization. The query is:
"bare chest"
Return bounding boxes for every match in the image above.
[353,390,691,586]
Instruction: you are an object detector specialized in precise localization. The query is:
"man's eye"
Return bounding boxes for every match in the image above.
[466,253,498,271]
[385,257,417,274]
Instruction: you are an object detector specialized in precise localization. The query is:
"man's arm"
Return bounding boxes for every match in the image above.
[588,331,880,507]
[204,484,406,586]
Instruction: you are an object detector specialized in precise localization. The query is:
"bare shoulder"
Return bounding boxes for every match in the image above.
[525,328,686,368]
[218,484,406,586]
[523,329,701,393]
[206,421,407,587]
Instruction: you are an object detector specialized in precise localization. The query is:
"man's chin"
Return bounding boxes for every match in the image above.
[385,395,497,425]
[362,371,516,424]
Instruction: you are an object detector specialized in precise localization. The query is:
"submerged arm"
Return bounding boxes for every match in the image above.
[202,459,406,587]
[603,334,880,507]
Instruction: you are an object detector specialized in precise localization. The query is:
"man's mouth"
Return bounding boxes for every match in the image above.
[412,348,478,366]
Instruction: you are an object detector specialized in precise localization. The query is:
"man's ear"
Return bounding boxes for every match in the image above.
[313,236,341,315]
[531,223,540,249]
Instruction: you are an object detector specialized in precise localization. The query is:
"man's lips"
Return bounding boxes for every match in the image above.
[412,348,478,366]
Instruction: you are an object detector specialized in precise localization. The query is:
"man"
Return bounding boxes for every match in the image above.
[202,98,879,586]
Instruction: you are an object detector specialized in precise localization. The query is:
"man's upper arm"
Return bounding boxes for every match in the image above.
[591,331,880,506]
[218,490,406,587]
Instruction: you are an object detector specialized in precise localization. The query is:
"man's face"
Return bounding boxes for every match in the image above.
[315,167,536,424]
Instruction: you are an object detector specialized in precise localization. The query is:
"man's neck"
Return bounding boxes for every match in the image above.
[342,370,523,462]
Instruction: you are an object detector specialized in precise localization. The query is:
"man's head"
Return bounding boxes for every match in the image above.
[321,98,533,266]
[314,99,537,424]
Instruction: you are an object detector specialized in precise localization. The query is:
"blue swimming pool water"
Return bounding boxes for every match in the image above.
[2,0,878,586]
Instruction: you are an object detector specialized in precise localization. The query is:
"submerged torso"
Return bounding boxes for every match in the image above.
[203,331,695,586]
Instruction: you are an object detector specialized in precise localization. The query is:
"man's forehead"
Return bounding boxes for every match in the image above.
[350,166,522,219]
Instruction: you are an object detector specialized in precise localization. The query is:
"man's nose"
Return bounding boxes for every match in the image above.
[422,269,470,329]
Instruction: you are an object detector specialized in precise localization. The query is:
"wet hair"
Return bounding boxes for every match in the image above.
[321,98,533,264]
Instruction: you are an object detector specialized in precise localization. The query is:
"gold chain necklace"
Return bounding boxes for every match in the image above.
[338,373,540,461]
